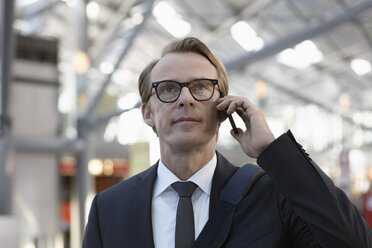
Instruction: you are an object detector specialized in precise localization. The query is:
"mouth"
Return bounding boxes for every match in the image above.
[173,117,200,124]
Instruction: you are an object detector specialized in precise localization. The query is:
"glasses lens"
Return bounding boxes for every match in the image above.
[189,79,215,100]
[156,81,180,102]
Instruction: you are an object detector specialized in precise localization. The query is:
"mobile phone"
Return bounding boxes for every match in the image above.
[228,114,238,134]
[220,93,238,134]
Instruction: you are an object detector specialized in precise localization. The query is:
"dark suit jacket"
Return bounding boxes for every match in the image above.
[83,131,372,247]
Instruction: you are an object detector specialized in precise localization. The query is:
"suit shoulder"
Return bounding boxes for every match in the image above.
[96,165,157,203]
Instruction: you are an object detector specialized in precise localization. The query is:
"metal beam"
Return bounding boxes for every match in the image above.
[89,0,138,63]
[12,136,84,153]
[72,0,92,244]
[0,1,3,114]
[240,0,273,18]
[0,0,15,215]
[82,0,155,120]
[11,136,130,158]
[0,0,14,119]
[15,0,62,19]
[0,137,11,214]
[254,72,372,133]
[225,0,372,70]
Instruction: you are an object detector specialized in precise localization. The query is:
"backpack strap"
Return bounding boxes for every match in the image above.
[194,164,265,248]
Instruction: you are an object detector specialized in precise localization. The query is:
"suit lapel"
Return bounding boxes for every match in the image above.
[127,162,158,248]
[125,153,238,248]
[193,152,238,248]
[209,152,238,215]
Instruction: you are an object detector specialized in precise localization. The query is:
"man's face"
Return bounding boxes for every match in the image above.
[142,52,221,151]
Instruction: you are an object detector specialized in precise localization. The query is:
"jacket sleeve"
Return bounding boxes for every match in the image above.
[82,193,103,248]
[257,130,372,248]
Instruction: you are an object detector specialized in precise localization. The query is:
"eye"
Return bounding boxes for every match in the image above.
[164,86,175,93]
[192,79,213,92]
[195,83,207,91]
[159,82,178,94]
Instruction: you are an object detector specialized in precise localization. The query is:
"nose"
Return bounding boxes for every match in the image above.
[177,86,195,107]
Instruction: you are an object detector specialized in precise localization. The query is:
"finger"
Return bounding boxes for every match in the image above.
[218,95,236,100]
[216,95,235,105]
[226,99,250,115]
[230,127,244,140]
[235,107,245,117]
[217,97,257,116]
[231,100,259,121]
[216,97,234,111]
[226,101,239,115]
[235,106,252,129]
[216,95,241,105]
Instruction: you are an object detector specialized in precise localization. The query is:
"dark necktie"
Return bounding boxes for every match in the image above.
[171,181,198,248]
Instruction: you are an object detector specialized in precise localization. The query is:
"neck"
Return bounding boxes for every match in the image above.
[160,141,217,181]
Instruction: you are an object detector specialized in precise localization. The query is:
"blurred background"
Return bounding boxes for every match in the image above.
[1,0,372,247]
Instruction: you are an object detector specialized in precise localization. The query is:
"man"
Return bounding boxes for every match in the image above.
[83,37,372,247]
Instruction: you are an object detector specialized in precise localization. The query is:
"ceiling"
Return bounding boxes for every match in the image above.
[12,0,372,155]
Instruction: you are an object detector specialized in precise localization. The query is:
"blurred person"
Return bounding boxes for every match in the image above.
[83,37,372,247]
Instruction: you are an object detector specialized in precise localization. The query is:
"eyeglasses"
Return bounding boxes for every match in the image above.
[151,78,218,103]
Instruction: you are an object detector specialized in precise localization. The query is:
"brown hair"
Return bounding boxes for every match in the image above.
[138,37,229,103]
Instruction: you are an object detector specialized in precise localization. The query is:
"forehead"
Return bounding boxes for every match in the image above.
[150,52,217,82]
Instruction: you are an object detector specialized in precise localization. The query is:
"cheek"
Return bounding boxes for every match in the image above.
[152,107,171,130]
[205,105,219,128]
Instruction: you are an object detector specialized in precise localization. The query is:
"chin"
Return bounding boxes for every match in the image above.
[171,132,216,148]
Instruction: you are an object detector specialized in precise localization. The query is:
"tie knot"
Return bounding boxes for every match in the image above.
[171,181,197,198]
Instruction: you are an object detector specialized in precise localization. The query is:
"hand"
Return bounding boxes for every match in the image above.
[216,96,275,158]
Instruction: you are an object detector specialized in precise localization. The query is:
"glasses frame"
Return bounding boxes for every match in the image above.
[151,78,219,103]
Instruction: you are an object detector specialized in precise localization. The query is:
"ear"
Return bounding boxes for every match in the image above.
[141,103,155,128]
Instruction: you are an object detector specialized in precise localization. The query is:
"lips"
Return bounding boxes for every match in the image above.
[174,117,199,123]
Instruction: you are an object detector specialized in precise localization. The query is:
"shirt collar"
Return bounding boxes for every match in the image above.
[153,153,217,198]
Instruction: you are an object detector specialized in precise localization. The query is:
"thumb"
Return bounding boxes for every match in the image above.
[230,128,244,142]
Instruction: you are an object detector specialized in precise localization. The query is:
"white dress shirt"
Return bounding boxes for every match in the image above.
[151,154,217,248]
